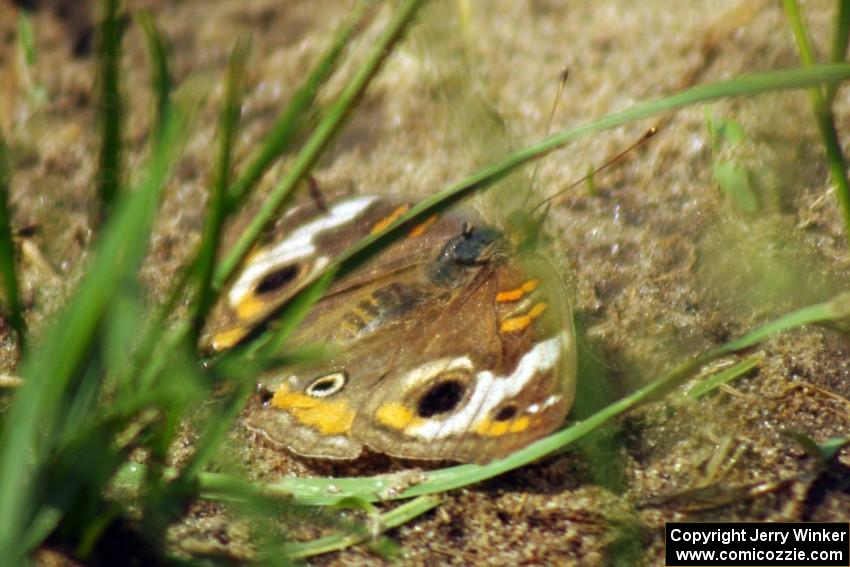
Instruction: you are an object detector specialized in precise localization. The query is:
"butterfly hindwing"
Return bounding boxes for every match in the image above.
[353,252,575,463]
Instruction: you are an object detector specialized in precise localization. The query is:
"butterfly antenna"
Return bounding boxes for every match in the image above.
[528,68,569,195]
[530,126,658,213]
[307,175,329,213]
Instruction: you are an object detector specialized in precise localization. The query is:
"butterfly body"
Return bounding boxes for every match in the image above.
[206,194,576,463]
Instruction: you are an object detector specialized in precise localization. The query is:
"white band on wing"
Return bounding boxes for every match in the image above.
[228,196,377,306]
[409,333,565,439]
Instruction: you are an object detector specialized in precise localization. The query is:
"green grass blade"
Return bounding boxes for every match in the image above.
[817,435,850,460]
[832,0,850,60]
[783,0,819,69]
[95,0,125,225]
[0,131,24,351]
[249,267,339,359]
[255,359,707,504]
[782,1,850,249]
[210,268,339,367]
[16,12,37,66]
[0,110,185,560]
[136,348,210,543]
[811,95,850,250]
[286,496,441,559]
[20,507,62,553]
[214,0,427,290]
[827,0,850,102]
[224,292,850,505]
[716,292,849,353]
[191,38,249,342]
[685,355,762,399]
[106,291,848,507]
[227,0,373,205]
[205,64,850,370]
[136,11,172,140]
[273,64,850,302]
[175,380,253,485]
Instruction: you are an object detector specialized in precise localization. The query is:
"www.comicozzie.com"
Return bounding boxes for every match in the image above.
[665,522,849,566]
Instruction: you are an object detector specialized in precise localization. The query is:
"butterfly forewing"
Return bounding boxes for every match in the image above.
[203,195,466,351]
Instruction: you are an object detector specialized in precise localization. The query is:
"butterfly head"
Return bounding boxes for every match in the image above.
[428,224,503,287]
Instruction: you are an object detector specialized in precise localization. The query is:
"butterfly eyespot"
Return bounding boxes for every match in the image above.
[255,264,300,295]
[305,371,347,398]
[493,404,518,422]
[417,379,465,418]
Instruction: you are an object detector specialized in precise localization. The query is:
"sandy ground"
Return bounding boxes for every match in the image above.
[2,0,850,564]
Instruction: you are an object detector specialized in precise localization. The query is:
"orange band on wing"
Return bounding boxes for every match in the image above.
[408,214,439,237]
[375,401,424,431]
[211,327,249,351]
[475,415,530,436]
[495,279,540,302]
[499,301,548,333]
[271,386,355,435]
[370,205,410,235]
[235,295,266,320]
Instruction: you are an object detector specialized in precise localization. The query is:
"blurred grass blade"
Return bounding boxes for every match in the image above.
[247,266,339,359]
[215,0,427,290]
[782,1,850,249]
[136,11,172,140]
[832,0,850,62]
[137,347,208,543]
[0,131,24,351]
[0,110,185,560]
[227,0,374,205]
[827,0,850,102]
[103,280,146,405]
[175,379,253,485]
[286,495,441,559]
[95,0,125,225]
[114,42,241,386]
[782,1,820,76]
[16,12,37,66]
[817,435,850,461]
[191,38,249,342]
[706,111,759,213]
[21,507,62,553]
[717,292,850,352]
[132,1,373,366]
